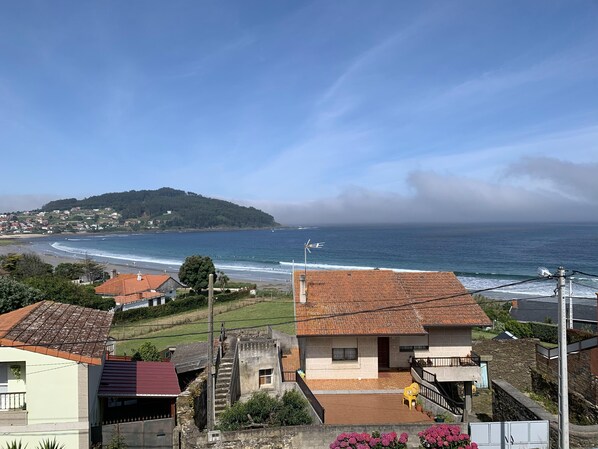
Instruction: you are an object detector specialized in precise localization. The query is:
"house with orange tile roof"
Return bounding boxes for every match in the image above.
[0,300,113,449]
[294,270,491,416]
[95,272,183,311]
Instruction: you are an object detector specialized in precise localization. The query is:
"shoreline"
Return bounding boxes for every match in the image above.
[0,238,290,290]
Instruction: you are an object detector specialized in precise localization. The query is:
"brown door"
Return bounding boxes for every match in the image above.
[378,337,390,370]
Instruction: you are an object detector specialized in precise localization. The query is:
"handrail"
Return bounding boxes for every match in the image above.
[0,392,26,411]
[411,360,463,416]
[295,372,325,423]
[413,354,480,368]
[536,336,598,360]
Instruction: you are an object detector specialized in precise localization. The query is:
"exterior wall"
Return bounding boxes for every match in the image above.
[238,339,282,398]
[87,363,103,427]
[158,278,181,298]
[417,327,472,358]
[390,335,429,368]
[304,336,377,380]
[122,299,151,311]
[0,347,90,449]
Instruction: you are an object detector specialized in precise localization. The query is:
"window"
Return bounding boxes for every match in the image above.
[259,369,273,386]
[332,348,358,361]
[399,345,429,352]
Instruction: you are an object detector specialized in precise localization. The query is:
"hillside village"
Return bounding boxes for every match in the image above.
[0,207,170,235]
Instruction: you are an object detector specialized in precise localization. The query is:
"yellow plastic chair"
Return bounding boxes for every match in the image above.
[403,382,420,409]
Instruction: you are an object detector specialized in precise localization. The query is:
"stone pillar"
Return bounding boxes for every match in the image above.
[464,381,473,413]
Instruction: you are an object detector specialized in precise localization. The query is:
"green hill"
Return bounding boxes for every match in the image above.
[42,188,277,229]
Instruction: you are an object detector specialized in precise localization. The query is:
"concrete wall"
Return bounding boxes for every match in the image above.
[390,335,429,368]
[420,327,472,358]
[103,418,174,449]
[0,347,90,449]
[238,339,282,398]
[492,379,598,449]
[189,423,467,449]
[304,336,377,379]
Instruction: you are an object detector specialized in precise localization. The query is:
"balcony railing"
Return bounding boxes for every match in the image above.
[0,392,26,411]
[412,353,481,368]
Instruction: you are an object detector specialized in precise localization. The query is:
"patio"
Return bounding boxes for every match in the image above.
[305,371,413,393]
[317,393,433,425]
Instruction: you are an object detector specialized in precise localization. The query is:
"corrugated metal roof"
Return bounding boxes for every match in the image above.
[98,360,181,397]
[170,341,209,374]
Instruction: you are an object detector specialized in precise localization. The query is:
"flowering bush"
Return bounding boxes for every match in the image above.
[418,424,478,449]
[330,431,408,449]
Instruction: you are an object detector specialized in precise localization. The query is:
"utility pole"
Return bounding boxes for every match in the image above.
[568,280,573,329]
[557,267,569,449]
[207,273,215,431]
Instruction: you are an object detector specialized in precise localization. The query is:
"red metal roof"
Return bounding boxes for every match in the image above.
[98,360,181,397]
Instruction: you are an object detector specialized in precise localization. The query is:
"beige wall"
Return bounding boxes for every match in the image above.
[416,327,472,358]
[0,347,90,449]
[304,336,378,379]
[389,335,429,368]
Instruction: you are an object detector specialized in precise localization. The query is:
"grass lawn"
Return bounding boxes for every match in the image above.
[115,299,295,355]
[472,328,499,341]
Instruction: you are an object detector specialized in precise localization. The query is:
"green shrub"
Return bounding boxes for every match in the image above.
[113,289,252,323]
[3,441,27,449]
[218,390,312,431]
[35,439,64,449]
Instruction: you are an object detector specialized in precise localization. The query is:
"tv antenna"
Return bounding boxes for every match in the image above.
[304,239,324,275]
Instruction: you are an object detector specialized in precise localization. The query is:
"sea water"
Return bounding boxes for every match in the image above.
[32,223,598,301]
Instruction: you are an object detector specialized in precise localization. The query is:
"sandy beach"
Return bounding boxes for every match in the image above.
[0,235,287,289]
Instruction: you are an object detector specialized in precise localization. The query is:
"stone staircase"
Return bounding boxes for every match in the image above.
[214,337,238,420]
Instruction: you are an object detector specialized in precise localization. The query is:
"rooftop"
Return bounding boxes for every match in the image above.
[294,270,491,336]
[98,360,181,397]
[0,301,113,365]
[95,273,174,296]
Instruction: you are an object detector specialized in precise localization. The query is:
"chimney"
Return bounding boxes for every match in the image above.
[137,272,142,281]
[110,269,117,279]
[299,274,307,304]
[511,299,518,309]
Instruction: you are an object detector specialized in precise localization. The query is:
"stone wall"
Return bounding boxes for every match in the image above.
[176,373,208,449]
[186,423,467,449]
[492,379,598,448]
[535,346,598,405]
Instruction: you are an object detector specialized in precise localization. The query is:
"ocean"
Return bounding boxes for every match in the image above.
[32,223,598,302]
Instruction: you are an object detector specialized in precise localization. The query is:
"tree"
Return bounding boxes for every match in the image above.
[0,277,44,313]
[178,255,217,292]
[24,276,114,311]
[131,342,161,361]
[217,270,230,291]
[54,262,85,280]
[0,253,53,280]
[80,255,106,283]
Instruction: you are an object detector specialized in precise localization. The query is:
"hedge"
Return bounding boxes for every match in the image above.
[112,289,252,323]
[504,320,595,344]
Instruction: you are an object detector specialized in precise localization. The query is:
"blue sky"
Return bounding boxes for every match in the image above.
[1,1,597,224]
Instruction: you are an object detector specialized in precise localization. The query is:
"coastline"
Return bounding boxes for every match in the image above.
[0,236,289,290]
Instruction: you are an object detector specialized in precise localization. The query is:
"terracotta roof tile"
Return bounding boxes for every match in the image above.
[95,273,173,296]
[114,291,164,305]
[0,301,113,365]
[294,270,491,337]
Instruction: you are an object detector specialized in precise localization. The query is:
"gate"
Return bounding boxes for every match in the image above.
[470,421,549,449]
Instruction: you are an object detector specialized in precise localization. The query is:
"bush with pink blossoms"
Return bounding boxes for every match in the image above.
[418,424,478,449]
[330,431,408,449]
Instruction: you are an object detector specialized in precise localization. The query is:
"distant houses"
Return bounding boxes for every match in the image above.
[95,272,183,311]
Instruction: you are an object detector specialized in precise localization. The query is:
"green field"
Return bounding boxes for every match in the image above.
[114,299,295,355]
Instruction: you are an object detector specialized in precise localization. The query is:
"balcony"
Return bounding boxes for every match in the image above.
[412,354,482,382]
[0,392,27,425]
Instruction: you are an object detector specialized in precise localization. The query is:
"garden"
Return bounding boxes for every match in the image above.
[330,424,478,449]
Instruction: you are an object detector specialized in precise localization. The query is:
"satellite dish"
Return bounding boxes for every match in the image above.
[537,267,552,277]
